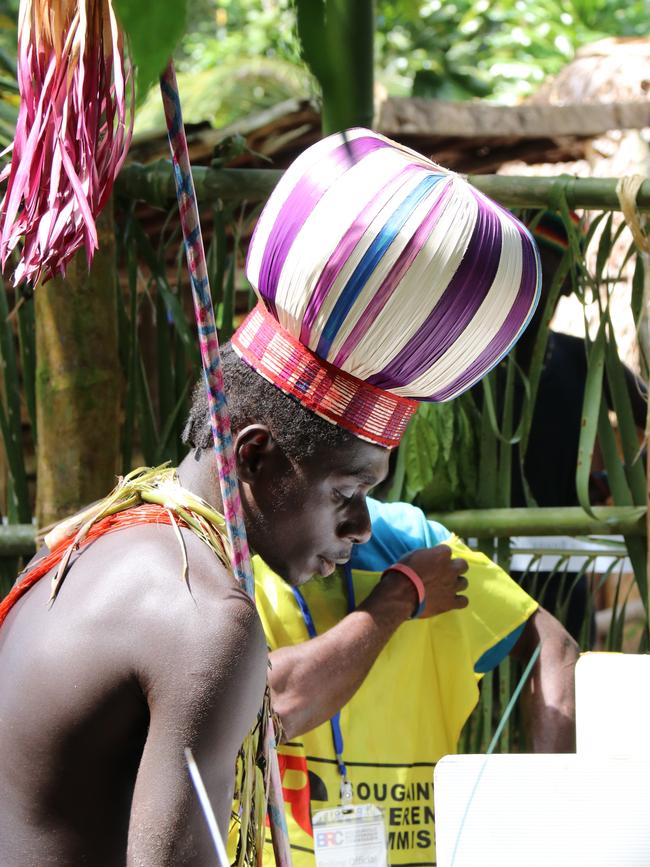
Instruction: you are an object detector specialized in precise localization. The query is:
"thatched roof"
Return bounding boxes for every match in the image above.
[530,37,650,105]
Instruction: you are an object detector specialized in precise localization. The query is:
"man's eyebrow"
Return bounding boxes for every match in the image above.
[340,466,380,485]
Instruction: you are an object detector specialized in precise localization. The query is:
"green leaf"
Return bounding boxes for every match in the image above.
[478,376,498,508]
[17,294,36,442]
[603,318,646,505]
[114,0,188,100]
[497,356,516,508]
[519,244,572,456]
[120,231,139,473]
[137,353,159,466]
[631,254,645,326]
[575,319,606,518]
[595,212,613,285]
[597,401,633,508]
[403,410,438,501]
[155,377,192,464]
[383,436,407,503]
[156,289,175,457]
[597,400,648,615]
[439,403,455,463]
[131,221,196,354]
[296,0,374,133]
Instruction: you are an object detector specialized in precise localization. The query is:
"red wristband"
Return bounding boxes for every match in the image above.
[382,563,426,619]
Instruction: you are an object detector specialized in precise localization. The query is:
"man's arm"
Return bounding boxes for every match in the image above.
[269,545,468,740]
[511,606,578,752]
[126,535,267,866]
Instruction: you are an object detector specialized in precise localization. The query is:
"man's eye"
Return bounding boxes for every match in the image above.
[333,489,354,503]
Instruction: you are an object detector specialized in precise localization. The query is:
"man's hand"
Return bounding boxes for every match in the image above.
[382,545,469,619]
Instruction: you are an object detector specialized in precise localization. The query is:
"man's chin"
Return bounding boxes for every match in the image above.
[260,553,313,587]
[284,566,316,588]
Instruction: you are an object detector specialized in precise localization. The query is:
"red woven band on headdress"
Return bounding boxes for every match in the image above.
[231,304,417,448]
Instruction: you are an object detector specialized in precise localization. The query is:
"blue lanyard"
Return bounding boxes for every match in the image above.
[291,563,355,794]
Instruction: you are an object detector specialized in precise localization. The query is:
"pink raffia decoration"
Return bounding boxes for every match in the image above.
[0,0,134,286]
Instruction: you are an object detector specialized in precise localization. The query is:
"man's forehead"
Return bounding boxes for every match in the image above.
[325,442,391,483]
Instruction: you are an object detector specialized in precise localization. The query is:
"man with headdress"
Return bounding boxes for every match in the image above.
[0,129,547,866]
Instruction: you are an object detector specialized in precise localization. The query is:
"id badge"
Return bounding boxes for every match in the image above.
[312,804,388,867]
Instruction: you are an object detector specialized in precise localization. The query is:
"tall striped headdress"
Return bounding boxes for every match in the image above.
[233,128,541,448]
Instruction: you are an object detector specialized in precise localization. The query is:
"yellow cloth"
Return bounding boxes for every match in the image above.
[252,536,537,867]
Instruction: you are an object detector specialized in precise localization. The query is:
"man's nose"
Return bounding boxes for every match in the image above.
[337,497,372,545]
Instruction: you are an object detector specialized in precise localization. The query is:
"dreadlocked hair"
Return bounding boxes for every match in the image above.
[182,342,358,460]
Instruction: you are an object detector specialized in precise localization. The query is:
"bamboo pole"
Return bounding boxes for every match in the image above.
[115,163,650,212]
[470,174,650,211]
[1,506,645,560]
[115,161,282,208]
[426,506,647,538]
[0,525,36,557]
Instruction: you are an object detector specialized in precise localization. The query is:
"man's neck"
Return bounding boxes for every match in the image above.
[176,448,225,514]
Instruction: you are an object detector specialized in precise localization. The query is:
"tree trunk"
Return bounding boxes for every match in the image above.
[35,201,121,527]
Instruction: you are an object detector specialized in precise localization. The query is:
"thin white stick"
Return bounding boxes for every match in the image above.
[185,747,230,867]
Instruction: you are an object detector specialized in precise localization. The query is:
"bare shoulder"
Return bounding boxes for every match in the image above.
[102,521,265,655]
[35,522,267,696]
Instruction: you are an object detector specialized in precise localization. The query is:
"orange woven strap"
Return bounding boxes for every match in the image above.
[0,504,179,629]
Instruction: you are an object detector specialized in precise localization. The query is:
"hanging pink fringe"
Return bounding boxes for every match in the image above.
[0,0,134,286]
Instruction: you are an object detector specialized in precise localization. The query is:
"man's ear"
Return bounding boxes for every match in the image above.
[235,424,279,483]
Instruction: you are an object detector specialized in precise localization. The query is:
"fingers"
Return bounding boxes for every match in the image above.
[450,557,468,575]
[452,594,469,610]
[456,575,469,593]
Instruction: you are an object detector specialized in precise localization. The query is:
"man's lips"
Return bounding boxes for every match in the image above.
[317,552,352,577]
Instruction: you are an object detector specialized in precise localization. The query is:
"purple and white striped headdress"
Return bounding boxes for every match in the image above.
[232,128,541,448]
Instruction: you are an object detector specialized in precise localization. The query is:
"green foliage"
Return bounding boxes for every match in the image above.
[129,0,313,134]
[2,0,649,148]
[130,0,650,130]
[398,396,479,511]
[114,199,248,471]
[376,0,649,102]
[113,0,188,100]
[178,0,303,73]
[133,57,310,138]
